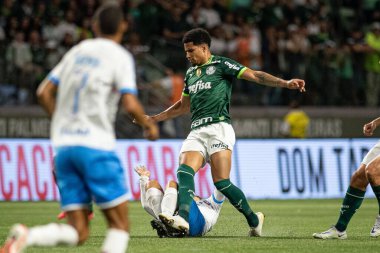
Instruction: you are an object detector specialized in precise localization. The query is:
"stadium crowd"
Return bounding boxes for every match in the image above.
[0,0,380,107]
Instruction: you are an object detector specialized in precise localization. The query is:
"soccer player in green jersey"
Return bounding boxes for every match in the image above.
[148,28,306,237]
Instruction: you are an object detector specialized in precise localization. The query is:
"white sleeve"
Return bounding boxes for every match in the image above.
[115,52,137,95]
[139,176,150,208]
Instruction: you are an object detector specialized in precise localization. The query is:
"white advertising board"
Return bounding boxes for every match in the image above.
[0,139,378,201]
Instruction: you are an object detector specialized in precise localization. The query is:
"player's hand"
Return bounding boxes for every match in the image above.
[134,165,151,177]
[363,121,377,136]
[286,79,306,92]
[143,121,159,141]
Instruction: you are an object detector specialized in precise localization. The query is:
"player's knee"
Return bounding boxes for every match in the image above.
[351,165,368,188]
[147,180,163,191]
[365,159,380,184]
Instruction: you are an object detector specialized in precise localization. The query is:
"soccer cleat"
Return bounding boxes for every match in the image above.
[370,215,380,237]
[150,219,186,238]
[0,224,28,253]
[313,226,347,239]
[57,211,67,220]
[159,213,189,234]
[249,212,265,237]
[150,219,169,238]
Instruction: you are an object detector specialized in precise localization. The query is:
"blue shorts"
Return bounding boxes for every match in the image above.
[54,146,129,211]
[189,201,206,237]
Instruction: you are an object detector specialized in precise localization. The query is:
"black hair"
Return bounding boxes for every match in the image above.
[182,28,211,47]
[93,3,124,35]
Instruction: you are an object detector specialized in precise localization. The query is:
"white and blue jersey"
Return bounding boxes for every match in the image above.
[49,38,136,211]
[189,189,225,236]
[49,38,137,150]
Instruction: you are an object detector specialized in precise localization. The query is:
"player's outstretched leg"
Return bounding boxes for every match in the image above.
[214,179,262,236]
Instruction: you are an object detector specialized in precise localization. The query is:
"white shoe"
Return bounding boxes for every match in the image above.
[159,213,189,234]
[0,224,29,253]
[313,226,347,239]
[249,212,265,237]
[370,215,380,237]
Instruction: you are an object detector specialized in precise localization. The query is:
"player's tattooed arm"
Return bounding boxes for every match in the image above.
[240,68,306,92]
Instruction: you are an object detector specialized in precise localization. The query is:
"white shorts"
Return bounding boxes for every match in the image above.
[362,140,380,165]
[180,122,236,163]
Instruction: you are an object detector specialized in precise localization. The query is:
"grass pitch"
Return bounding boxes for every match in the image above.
[0,199,379,253]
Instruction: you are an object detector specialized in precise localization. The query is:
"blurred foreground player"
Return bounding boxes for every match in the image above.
[0,3,158,253]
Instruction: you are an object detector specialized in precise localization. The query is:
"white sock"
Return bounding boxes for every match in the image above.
[146,187,163,219]
[213,189,225,203]
[101,229,129,253]
[161,187,178,216]
[27,223,78,246]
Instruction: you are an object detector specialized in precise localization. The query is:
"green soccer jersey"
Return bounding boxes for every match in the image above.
[183,55,247,129]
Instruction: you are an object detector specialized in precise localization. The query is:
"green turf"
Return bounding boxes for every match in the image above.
[0,199,379,253]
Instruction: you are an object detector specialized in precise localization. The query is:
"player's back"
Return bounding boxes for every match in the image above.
[50,38,136,150]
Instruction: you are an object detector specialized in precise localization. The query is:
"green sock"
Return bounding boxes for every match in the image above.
[335,186,365,232]
[177,164,195,222]
[215,179,258,227]
[371,185,380,215]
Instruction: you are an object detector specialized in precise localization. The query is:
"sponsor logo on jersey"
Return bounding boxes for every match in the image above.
[211,142,228,150]
[191,117,213,128]
[206,66,216,75]
[224,61,240,71]
[188,80,212,94]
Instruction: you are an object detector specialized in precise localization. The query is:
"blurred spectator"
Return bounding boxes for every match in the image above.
[162,6,189,42]
[44,40,61,72]
[55,9,78,42]
[5,31,33,104]
[209,25,227,55]
[364,22,380,106]
[29,30,45,102]
[347,28,370,105]
[186,3,207,29]
[1,0,380,108]
[42,15,62,44]
[280,100,310,138]
[199,0,222,29]
[76,17,93,42]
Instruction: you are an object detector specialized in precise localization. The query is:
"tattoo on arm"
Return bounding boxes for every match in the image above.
[254,71,284,87]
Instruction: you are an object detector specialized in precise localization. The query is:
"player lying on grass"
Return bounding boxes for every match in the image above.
[313,117,380,239]
[135,165,225,237]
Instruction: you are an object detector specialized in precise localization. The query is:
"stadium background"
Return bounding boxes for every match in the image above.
[1,1,380,200]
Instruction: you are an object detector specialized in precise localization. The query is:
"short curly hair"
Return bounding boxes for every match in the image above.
[182,28,211,47]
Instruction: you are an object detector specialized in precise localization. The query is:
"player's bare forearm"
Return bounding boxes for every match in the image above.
[240,69,306,92]
[152,97,190,122]
[36,79,57,118]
